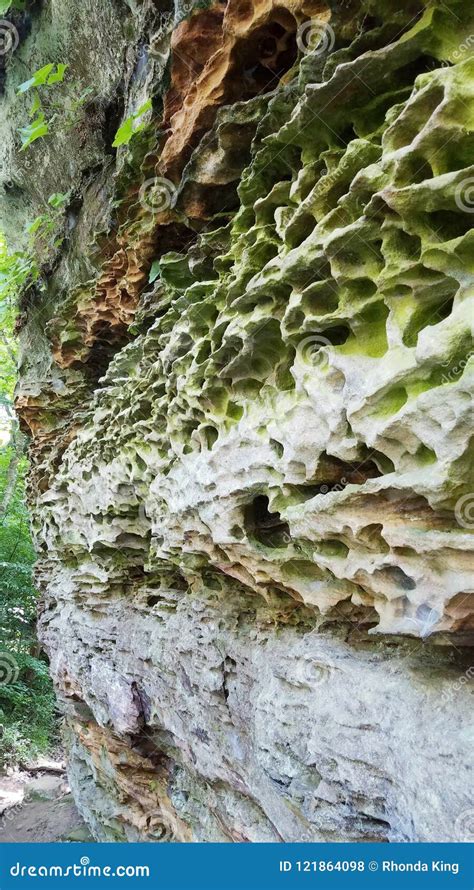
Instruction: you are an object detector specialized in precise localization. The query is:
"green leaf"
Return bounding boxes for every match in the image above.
[17,63,68,94]
[47,63,68,85]
[135,98,152,117]
[112,117,134,148]
[19,114,49,150]
[25,216,44,235]
[48,192,69,209]
[149,260,160,283]
[0,0,25,10]
[18,64,54,94]
[112,98,152,147]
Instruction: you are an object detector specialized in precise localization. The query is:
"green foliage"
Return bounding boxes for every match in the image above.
[0,440,57,769]
[0,188,69,315]
[0,654,56,769]
[149,259,161,283]
[112,99,152,147]
[17,62,95,154]
[18,63,68,94]
[0,234,39,334]
[0,241,57,769]
[0,0,25,13]
[0,239,34,326]
[25,191,70,256]
[19,112,49,150]
[48,191,69,209]
[17,63,69,152]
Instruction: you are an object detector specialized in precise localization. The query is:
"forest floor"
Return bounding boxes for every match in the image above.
[0,761,92,842]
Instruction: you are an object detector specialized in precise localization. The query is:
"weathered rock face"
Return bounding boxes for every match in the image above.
[1,0,473,841]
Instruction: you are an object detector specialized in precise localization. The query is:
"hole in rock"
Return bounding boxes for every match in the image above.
[358,524,390,554]
[403,294,455,347]
[147,595,161,607]
[244,495,291,549]
[360,14,379,31]
[396,154,433,185]
[302,453,385,493]
[286,211,316,248]
[303,284,339,316]
[130,728,173,767]
[3,178,23,197]
[445,592,474,637]
[84,338,120,384]
[222,656,237,702]
[233,14,298,98]
[385,74,443,149]
[428,210,473,240]
[415,443,437,465]
[369,450,396,474]
[380,566,417,590]
[314,538,349,558]
[270,438,284,458]
[321,324,351,346]
[164,6,298,174]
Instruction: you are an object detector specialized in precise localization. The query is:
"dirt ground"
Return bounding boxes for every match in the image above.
[0,764,93,843]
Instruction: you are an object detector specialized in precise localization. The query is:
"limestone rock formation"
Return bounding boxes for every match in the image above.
[1,0,473,841]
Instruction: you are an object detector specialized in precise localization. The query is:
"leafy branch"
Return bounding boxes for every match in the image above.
[112,98,152,147]
[17,63,68,150]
